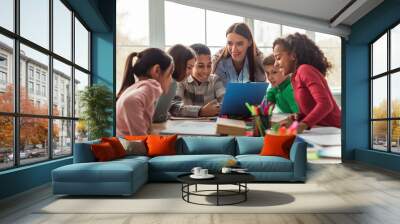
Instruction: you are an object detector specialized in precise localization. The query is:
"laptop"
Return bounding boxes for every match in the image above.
[220,82,269,117]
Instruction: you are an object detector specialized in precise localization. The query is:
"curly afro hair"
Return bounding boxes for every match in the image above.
[273,33,332,76]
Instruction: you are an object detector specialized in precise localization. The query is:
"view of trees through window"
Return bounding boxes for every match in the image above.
[0,0,91,170]
[371,24,400,153]
[116,0,342,107]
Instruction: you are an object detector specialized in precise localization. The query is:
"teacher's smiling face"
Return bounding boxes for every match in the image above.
[226,33,251,63]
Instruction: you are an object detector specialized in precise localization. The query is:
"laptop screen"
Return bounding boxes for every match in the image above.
[220,82,268,118]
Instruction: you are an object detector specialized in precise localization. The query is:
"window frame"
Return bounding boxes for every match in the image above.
[370,19,400,154]
[0,0,92,171]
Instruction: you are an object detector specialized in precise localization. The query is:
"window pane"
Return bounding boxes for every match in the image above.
[75,120,88,143]
[0,0,14,31]
[391,120,400,153]
[117,0,149,45]
[258,47,273,56]
[209,47,223,56]
[372,121,388,151]
[20,44,49,115]
[282,25,305,36]
[372,33,387,76]
[315,32,341,48]
[165,2,205,45]
[53,59,72,117]
[75,18,89,70]
[391,72,400,118]
[20,117,49,165]
[53,0,72,60]
[0,116,13,170]
[206,10,243,46]
[372,77,387,119]
[20,0,49,49]
[74,69,89,118]
[116,46,147,94]
[0,34,14,112]
[391,24,400,70]
[254,20,280,47]
[322,47,342,90]
[53,119,72,158]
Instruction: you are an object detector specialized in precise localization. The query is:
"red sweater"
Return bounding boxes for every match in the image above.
[291,64,341,128]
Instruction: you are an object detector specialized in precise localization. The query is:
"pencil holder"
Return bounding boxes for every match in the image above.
[252,115,270,137]
[260,115,271,130]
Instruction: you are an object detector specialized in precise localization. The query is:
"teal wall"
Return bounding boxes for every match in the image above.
[344,0,400,171]
[0,0,116,200]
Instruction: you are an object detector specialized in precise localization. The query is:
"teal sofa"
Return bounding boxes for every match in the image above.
[52,136,307,196]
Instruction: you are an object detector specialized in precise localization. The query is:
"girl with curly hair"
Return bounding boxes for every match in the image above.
[273,33,341,133]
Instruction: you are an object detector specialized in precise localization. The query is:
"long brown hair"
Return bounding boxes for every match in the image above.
[117,48,173,100]
[212,22,260,81]
[273,33,332,76]
[168,44,196,82]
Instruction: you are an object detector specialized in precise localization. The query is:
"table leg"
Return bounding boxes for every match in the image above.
[245,183,247,201]
[217,184,219,206]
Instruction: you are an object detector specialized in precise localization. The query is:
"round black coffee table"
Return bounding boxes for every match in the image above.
[177,173,255,206]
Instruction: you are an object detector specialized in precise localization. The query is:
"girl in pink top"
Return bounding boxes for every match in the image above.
[116,48,174,136]
[273,33,341,133]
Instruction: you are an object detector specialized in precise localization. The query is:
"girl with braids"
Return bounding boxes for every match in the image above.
[116,48,174,136]
[273,33,341,133]
[212,23,265,86]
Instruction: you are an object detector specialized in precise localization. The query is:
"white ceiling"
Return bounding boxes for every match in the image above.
[222,0,383,26]
[170,0,384,37]
[224,0,352,23]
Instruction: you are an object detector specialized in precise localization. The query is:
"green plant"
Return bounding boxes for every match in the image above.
[79,84,113,140]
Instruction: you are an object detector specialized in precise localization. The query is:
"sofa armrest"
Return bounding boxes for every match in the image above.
[73,140,100,163]
[289,141,307,181]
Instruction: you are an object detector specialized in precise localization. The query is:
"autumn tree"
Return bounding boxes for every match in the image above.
[0,84,59,151]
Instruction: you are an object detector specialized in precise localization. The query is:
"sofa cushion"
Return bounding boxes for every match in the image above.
[260,134,296,159]
[101,137,127,158]
[177,136,236,155]
[119,138,147,156]
[236,137,264,155]
[91,142,118,161]
[236,155,293,172]
[148,154,235,172]
[53,159,147,183]
[147,135,177,157]
[73,140,100,163]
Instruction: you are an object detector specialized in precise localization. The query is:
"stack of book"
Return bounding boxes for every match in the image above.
[216,117,247,136]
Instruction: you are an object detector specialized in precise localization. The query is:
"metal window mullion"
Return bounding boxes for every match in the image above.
[13,0,20,167]
[387,30,391,152]
[48,0,53,160]
[71,11,76,155]
[205,9,207,45]
[370,45,373,149]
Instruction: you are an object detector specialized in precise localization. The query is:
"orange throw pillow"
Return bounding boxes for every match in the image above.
[91,142,117,161]
[260,134,296,159]
[146,135,177,157]
[101,137,126,158]
[125,135,148,141]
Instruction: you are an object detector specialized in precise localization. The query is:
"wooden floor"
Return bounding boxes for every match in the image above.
[1,162,400,224]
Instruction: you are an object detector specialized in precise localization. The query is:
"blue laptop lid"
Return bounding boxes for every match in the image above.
[220,82,268,117]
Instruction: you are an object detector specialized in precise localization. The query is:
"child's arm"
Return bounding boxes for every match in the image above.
[298,65,333,128]
[169,82,202,117]
[266,87,277,103]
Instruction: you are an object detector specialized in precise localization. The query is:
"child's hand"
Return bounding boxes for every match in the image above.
[297,122,308,133]
[200,100,220,116]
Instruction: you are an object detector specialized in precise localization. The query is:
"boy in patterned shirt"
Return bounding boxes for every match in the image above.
[170,44,225,117]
